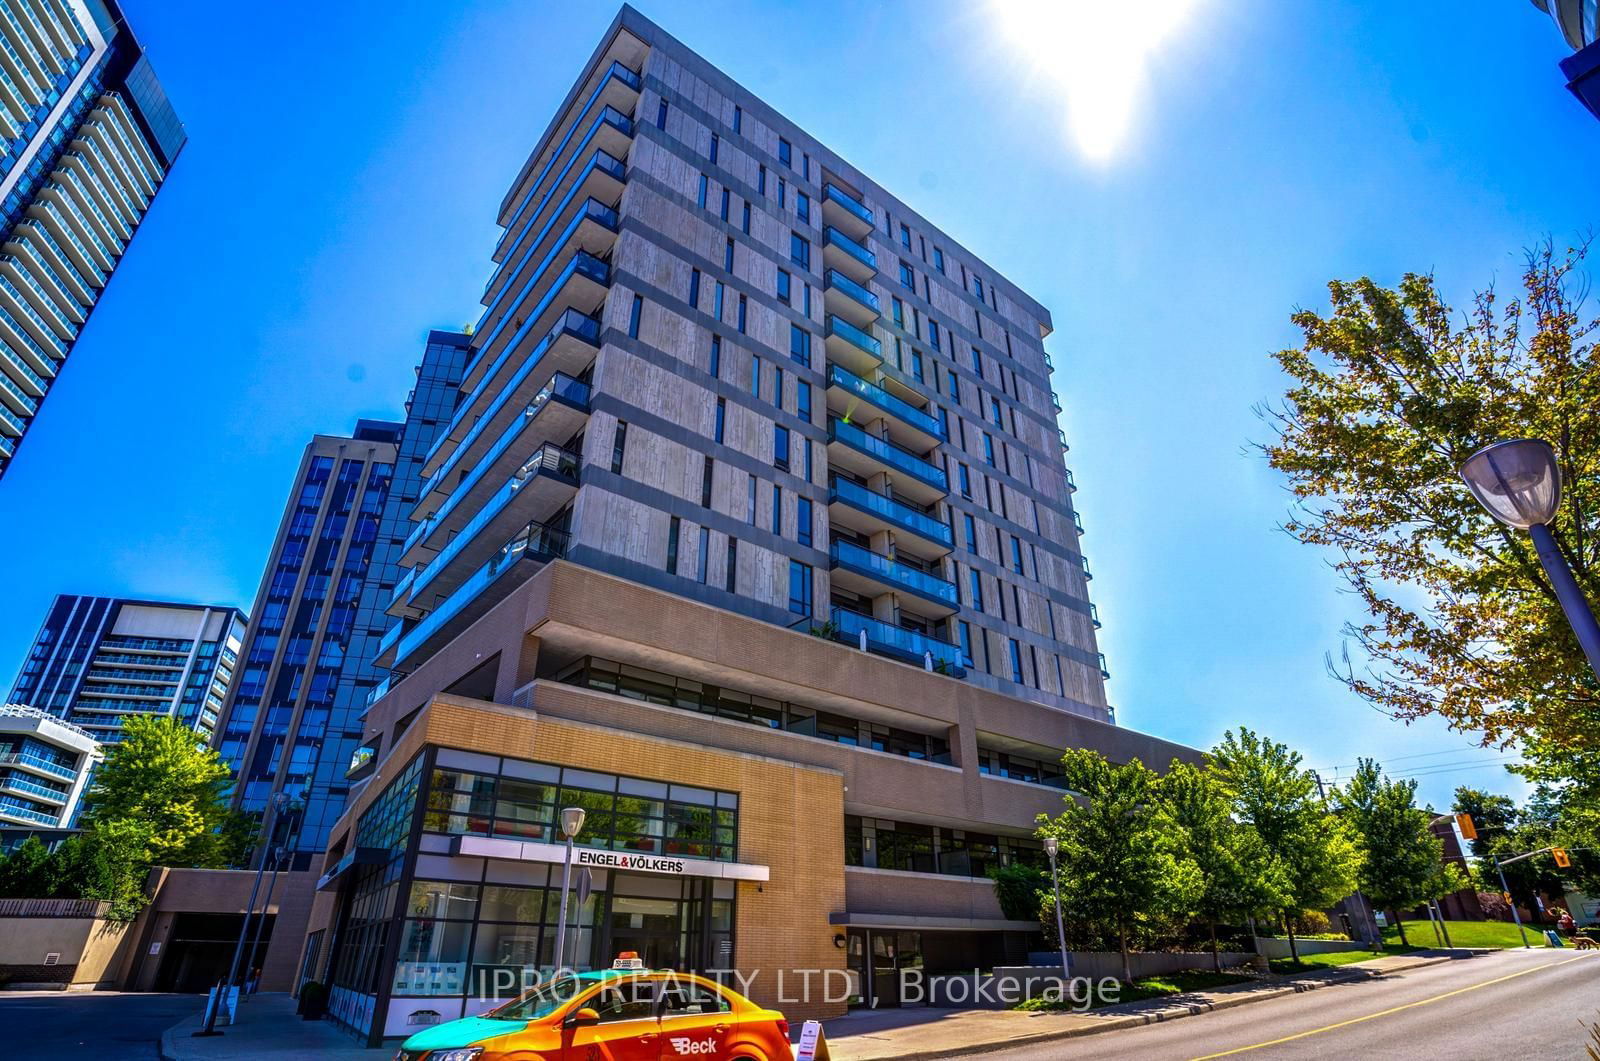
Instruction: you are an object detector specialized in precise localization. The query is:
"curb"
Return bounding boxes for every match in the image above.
[851,953,1466,1061]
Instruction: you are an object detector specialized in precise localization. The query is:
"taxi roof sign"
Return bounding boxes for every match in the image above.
[612,952,646,970]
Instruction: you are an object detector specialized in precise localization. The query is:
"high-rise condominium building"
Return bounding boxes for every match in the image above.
[0,703,100,846]
[8,594,245,743]
[1531,0,1600,117]
[306,8,1191,1042]
[214,420,401,864]
[0,0,184,479]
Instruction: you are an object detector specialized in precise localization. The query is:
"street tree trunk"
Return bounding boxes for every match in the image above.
[1210,919,1221,974]
[1119,924,1132,984]
[1394,911,1408,947]
[1286,910,1300,966]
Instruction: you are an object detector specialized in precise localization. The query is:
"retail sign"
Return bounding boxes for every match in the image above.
[452,835,770,882]
[795,1020,831,1060]
[575,849,688,874]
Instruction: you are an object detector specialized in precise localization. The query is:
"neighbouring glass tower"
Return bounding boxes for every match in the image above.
[0,0,186,479]
[214,420,402,865]
[214,326,472,864]
[7,594,246,743]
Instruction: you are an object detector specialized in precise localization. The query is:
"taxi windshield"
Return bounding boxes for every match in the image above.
[485,976,585,1020]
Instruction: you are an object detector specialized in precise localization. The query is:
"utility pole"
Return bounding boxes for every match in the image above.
[196,792,288,1036]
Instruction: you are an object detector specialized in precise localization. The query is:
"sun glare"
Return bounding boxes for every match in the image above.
[988,0,1203,162]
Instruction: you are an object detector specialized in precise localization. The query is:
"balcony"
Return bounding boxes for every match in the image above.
[1065,468,1077,491]
[402,436,582,605]
[827,417,946,504]
[461,214,615,395]
[828,475,952,560]
[829,540,959,616]
[386,566,419,619]
[824,315,882,377]
[0,340,47,396]
[0,773,68,805]
[422,309,599,484]
[406,376,588,569]
[390,520,571,670]
[822,268,879,329]
[0,750,78,782]
[822,226,876,283]
[1099,653,1111,680]
[821,183,874,236]
[0,798,60,827]
[493,60,638,257]
[827,606,966,676]
[826,363,943,450]
[1090,603,1102,629]
[483,145,628,319]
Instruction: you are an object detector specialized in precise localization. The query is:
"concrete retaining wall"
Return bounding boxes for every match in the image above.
[1252,937,1364,959]
[0,916,134,988]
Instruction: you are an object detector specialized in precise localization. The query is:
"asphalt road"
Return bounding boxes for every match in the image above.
[0,990,198,1059]
[987,948,1600,1060]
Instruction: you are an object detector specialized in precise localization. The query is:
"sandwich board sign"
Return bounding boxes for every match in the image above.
[795,1019,831,1060]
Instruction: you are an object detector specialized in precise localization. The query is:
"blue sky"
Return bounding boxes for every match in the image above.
[0,0,1591,809]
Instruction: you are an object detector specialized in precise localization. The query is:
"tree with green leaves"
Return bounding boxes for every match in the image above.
[1340,759,1465,946]
[1451,787,1520,860]
[1259,240,1600,763]
[0,836,55,898]
[82,714,256,868]
[1158,759,1290,971]
[1037,750,1202,982]
[1209,728,1361,964]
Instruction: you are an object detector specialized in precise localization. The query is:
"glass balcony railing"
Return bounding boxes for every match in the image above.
[828,417,946,492]
[493,60,638,258]
[1090,603,1102,629]
[823,183,874,228]
[0,797,59,826]
[1065,468,1077,491]
[0,751,78,781]
[830,540,959,607]
[827,364,943,441]
[0,402,23,435]
[0,340,48,393]
[482,141,627,320]
[829,607,965,675]
[823,268,880,314]
[396,519,571,667]
[423,308,600,482]
[825,315,881,360]
[472,206,616,370]
[829,476,953,547]
[0,773,68,803]
[823,226,877,272]
[1099,653,1111,680]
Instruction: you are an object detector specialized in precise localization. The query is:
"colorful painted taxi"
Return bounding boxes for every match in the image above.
[396,955,791,1061]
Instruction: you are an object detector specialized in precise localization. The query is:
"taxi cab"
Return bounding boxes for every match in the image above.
[396,954,791,1060]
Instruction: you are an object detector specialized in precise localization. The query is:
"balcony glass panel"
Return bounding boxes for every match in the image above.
[823,227,876,271]
[825,315,881,359]
[830,540,958,607]
[473,205,616,367]
[829,476,952,547]
[423,308,599,479]
[823,183,874,227]
[824,268,880,314]
[827,364,943,441]
[829,417,946,492]
[0,750,77,780]
[397,521,571,667]
[829,607,965,674]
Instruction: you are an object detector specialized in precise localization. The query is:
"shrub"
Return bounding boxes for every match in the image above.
[988,863,1050,923]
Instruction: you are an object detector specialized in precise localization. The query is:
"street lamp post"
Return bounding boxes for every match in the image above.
[551,807,587,975]
[1043,837,1071,986]
[196,792,288,1037]
[1459,439,1600,680]
[1494,857,1532,949]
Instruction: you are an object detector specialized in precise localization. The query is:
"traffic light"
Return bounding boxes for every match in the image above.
[1456,813,1477,840]
[1552,847,1571,869]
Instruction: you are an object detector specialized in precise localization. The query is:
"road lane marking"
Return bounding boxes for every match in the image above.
[1190,954,1592,1059]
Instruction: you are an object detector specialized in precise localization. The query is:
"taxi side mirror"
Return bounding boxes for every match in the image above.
[563,1007,600,1029]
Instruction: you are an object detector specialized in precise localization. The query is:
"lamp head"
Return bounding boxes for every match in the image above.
[1458,438,1561,529]
[560,807,587,838]
[1043,836,1059,860]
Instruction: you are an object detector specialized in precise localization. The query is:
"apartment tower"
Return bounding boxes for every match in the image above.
[308,8,1192,1044]
[8,594,245,743]
[0,0,185,478]
[213,421,402,864]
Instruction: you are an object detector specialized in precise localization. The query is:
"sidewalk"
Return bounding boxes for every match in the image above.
[160,992,370,1060]
[802,950,1476,1060]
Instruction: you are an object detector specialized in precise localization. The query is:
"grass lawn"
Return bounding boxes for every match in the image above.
[1014,970,1252,1011]
[1382,919,1549,950]
[1269,944,1414,974]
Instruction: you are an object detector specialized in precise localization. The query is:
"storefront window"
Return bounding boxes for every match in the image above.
[420,759,740,863]
[846,816,1036,878]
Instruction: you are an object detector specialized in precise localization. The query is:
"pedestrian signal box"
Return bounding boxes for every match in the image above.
[1456,813,1476,840]
[1552,847,1571,868]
